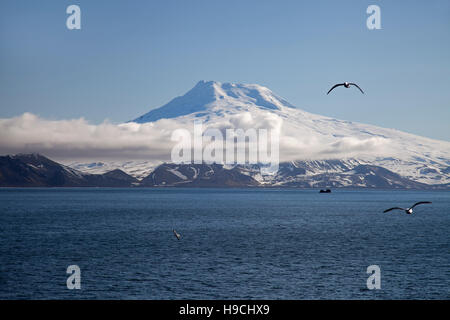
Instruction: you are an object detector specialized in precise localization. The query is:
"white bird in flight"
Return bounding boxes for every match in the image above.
[173,229,181,240]
[383,201,432,214]
[327,82,364,95]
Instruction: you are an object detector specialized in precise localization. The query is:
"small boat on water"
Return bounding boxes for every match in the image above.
[319,189,331,193]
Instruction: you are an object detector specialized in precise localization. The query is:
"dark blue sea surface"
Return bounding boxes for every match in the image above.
[0,188,449,299]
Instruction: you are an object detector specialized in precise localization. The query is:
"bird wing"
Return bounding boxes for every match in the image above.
[349,83,365,94]
[327,83,345,95]
[411,201,432,209]
[383,207,405,213]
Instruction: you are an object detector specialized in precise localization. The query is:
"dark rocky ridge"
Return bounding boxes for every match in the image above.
[0,154,138,187]
[0,154,448,189]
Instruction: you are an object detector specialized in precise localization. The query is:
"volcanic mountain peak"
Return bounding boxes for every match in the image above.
[123,81,450,185]
[131,80,295,123]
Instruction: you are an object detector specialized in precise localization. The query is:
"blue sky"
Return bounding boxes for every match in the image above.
[1,0,449,141]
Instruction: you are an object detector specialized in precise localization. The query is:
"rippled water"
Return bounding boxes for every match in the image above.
[0,188,449,299]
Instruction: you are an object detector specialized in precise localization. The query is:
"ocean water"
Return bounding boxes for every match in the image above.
[0,188,448,300]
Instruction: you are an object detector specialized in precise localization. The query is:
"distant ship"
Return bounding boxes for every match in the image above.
[319,189,331,193]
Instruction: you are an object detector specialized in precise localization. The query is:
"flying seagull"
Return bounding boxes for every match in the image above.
[327,82,364,95]
[383,201,432,214]
[173,229,181,240]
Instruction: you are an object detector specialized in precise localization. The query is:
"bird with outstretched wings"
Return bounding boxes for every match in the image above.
[327,82,365,95]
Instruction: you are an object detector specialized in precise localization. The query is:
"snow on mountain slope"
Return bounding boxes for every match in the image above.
[125,80,450,184]
[68,160,158,180]
[131,80,295,123]
[68,80,450,185]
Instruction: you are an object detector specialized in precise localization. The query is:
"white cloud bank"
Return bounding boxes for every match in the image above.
[0,112,392,163]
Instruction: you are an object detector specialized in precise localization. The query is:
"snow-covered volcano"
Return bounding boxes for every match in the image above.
[71,80,450,186]
[131,80,296,123]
